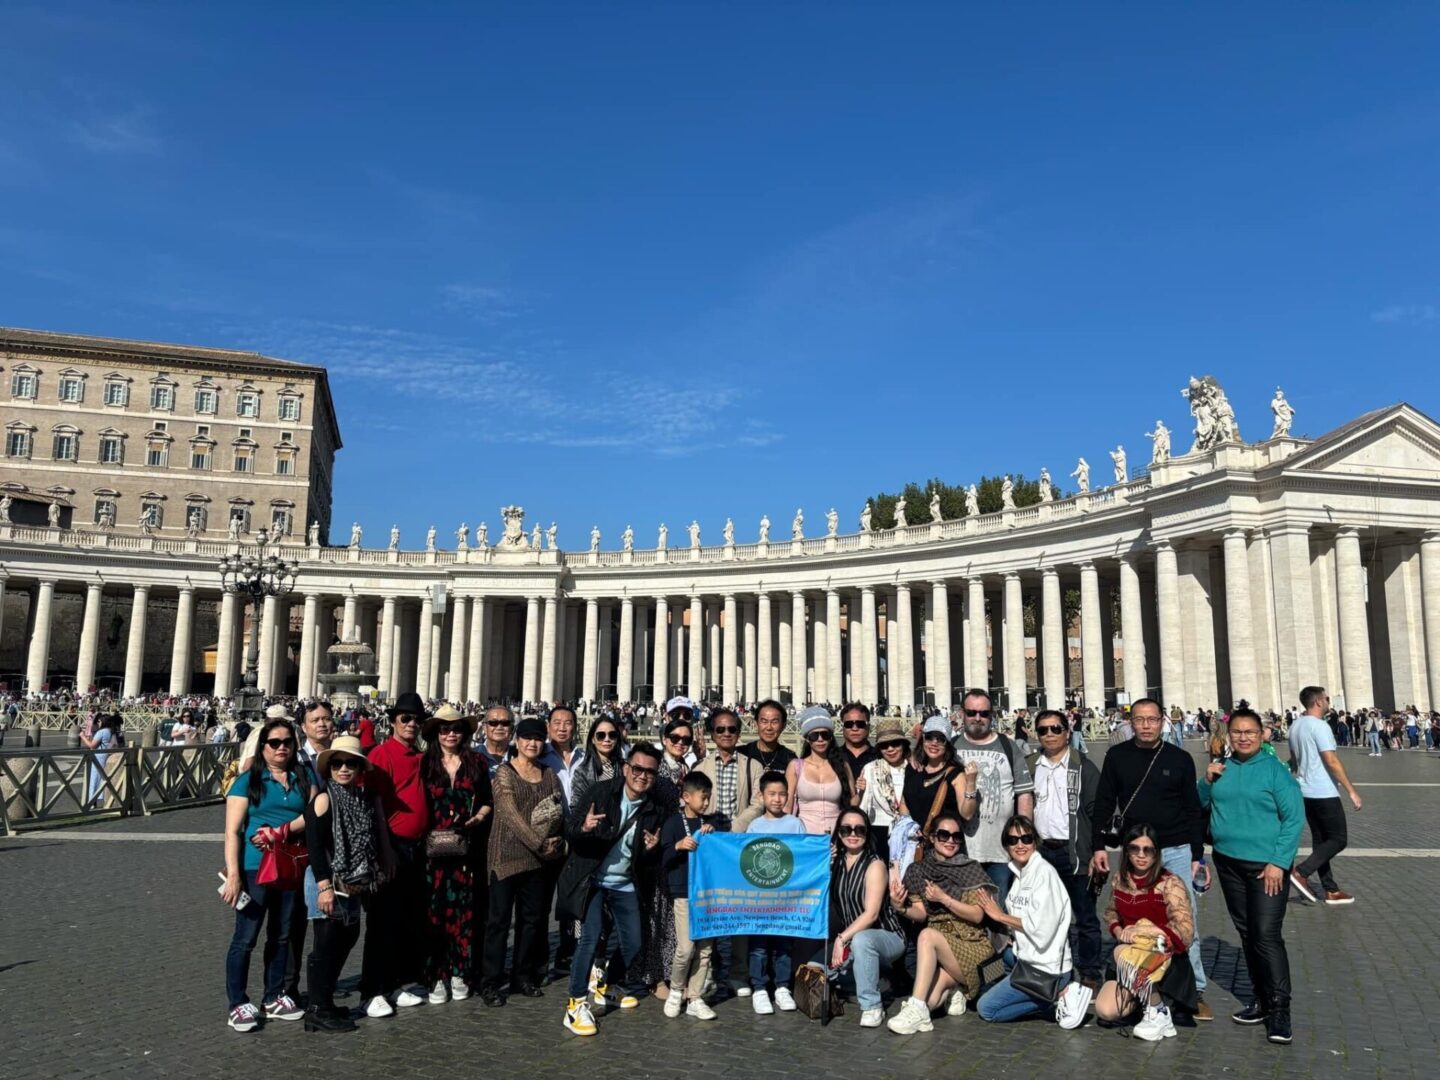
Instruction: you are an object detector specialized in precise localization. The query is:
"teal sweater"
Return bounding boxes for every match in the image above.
[1197,751,1304,868]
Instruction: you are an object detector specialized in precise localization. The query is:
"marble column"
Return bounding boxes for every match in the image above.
[894,584,915,711]
[465,597,487,701]
[930,581,952,710]
[1268,524,1319,702]
[520,596,540,702]
[1118,557,1147,705]
[25,579,57,693]
[120,584,150,697]
[653,598,670,703]
[1153,541,1184,708]
[743,598,758,703]
[791,592,808,705]
[391,602,410,695]
[540,594,560,702]
[75,582,103,695]
[721,594,738,705]
[579,598,599,702]
[297,594,319,697]
[757,593,773,700]
[812,601,828,704]
[1003,573,1025,712]
[446,594,469,701]
[966,579,987,690]
[342,595,358,641]
[1379,543,1427,710]
[826,590,844,707]
[252,593,278,693]
[683,596,701,701]
[671,611,686,693]
[706,603,720,695]
[775,598,791,697]
[1334,527,1374,709]
[414,592,435,699]
[165,587,196,695]
[1078,563,1104,709]
[376,596,396,695]
[597,604,613,694]
[1041,568,1065,709]
[1420,533,1440,713]
[861,585,878,706]
[615,596,634,702]
[1221,529,1258,708]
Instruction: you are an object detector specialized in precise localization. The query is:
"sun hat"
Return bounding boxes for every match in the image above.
[423,703,477,740]
[873,716,913,750]
[315,734,372,776]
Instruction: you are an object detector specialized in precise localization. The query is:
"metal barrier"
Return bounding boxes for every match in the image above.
[3,706,233,733]
[0,741,239,836]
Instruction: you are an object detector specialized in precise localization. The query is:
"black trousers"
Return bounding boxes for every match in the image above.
[481,868,549,991]
[284,894,308,999]
[359,841,427,998]
[308,916,362,1011]
[1214,851,1291,1006]
[1296,797,1347,892]
[1038,842,1103,980]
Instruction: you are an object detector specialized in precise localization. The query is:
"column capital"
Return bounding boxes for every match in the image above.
[1041,565,1060,579]
[1076,560,1097,572]
[1221,527,1249,542]
[1268,521,1312,537]
[1150,538,1175,553]
[1335,525,1364,540]
[1002,570,1020,582]
[928,578,949,589]
[1421,531,1440,546]
[177,584,195,596]
[860,583,875,596]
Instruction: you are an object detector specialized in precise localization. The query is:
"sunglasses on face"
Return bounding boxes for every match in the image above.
[627,764,657,778]
[880,740,909,752]
[485,720,513,728]
[712,725,739,735]
[437,723,464,735]
[842,720,868,730]
[964,708,992,718]
[592,730,618,742]
[329,758,359,771]
[1126,843,1156,855]
[1035,724,1066,736]
[805,731,833,742]
[922,732,947,743]
[666,734,693,747]
[1003,832,1037,847]
[932,828,962,844]
[837,824,867,837]
[394,716,419,725]
[265,737,296,749]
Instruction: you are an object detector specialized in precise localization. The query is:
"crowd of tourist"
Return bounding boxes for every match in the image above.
[212,683,1376,1050]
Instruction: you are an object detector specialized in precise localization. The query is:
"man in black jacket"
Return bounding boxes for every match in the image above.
[556,741,668,1036]
[1089,697,1212,1020]
[1029,709,1102,986]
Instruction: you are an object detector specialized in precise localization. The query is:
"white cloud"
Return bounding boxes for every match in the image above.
[1372,303,1439,325]
[68,107,162,154]
[439,283,526,323]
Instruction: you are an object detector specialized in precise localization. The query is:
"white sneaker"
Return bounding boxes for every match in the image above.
[946,988,968,1016]
[428,980,448,1005]
[664,993,684,1018]
[1055,981,1094,1030]
[588,965,605,994]
[450,977,470,1001]
[686,998,717,1020]
[887,996,934,1034]
[263,995,303,1021]
[752,989,775,1015]
[734,984,752,998]
[365,995,395,1018]
[228,1002,261,1032]
[1133,1001,1177,1041]
[773,987,797,1012]
[564,997,598,1036]
[860,1006,884,1028]
[393,989,424,1008]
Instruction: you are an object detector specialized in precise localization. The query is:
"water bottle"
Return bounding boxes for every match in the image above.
[1192,857,1210,895]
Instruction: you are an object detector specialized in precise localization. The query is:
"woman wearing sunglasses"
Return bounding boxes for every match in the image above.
[788,706,857,837]
[221,714,312,1032]
[1093,822,1198,1040]
[568,720,629,821]
[973,815,1093,1028]
[858,717,915,858]
[903,717,979,843]
[830,808,905,1027]
[886,813,995,1034]
[634,716,699,1001]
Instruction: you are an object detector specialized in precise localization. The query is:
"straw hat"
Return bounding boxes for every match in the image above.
[423,703,477,740]
[315,734,371,776]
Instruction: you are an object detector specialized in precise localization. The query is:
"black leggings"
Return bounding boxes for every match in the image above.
[1214,851,1291,1006]
[308,917,362,1011]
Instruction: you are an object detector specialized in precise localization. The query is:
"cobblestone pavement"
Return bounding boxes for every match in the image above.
[3,746,1437,1079]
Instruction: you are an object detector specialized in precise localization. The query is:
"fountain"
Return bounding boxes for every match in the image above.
[316,631,377,712]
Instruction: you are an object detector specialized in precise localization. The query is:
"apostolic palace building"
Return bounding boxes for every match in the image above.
[2,326,1440,718]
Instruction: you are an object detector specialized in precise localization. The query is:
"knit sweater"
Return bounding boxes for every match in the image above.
[487,762,564,881]
[1091,740,1204,860]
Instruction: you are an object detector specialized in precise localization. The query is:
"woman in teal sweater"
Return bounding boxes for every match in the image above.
[1198,708,1303,1047]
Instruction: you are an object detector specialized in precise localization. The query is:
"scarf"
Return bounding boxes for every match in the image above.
[902,845,993,915]
[1114,917,1172,992]
[329,782,379,886]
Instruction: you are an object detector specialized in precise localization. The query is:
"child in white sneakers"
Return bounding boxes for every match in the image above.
[659,773,727,1019]
[744,771,806,1014]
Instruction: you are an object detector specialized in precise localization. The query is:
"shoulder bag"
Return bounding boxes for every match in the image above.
[1009,960,1068,1003]
[256,838,309,890]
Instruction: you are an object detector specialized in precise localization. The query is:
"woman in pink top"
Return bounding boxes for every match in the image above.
[788,707,857,836]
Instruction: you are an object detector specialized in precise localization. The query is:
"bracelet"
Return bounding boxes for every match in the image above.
[318,884,334,894]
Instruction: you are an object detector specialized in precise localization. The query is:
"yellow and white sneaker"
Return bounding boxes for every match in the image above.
[564,997,597,1037]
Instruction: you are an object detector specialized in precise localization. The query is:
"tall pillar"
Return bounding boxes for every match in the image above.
[1269,524,1319,702]
[930,581,952,709]
[777,597,793,698]
[392,602,411,695]
[296,593,319,697]
[376,596,396,695]
[743,598,758,702]
[25,579,57,693]
[653,598,670,703]
[1041,568,1065,708]
[861,585,878,706]
[791,592,808,705]
[1154,541,1184,709]
[826,590,844,707]
[447,594,469,701]
[521,596,541,702]
[120,584,150,697]
[581,598,600,702]
[672,608,686,692]
[967,578,987,690]
[415,592,436,700]
[1420,533,1440,713]
[706,603,721,695]
[75,582,103,694]
[894,584,915,711]
[1379,543,1427,711]
[616,596,634,701]
[722,595,738,705]
[756,593,773,700]
[812,601,828,704]
[1118,557,1147,705]
[1078,563,1104,710]
[254,592,276,694]
[215,590,237,697]
[688,596,704,701]
[342,595,358,641]
[1221,529,1258,708]
[540,594,560,702]
[1003,573,1025,712]
[1334,527,1374,709]
[466,596,487,702]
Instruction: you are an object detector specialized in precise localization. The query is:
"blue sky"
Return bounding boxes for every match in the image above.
[3,2,1438,547]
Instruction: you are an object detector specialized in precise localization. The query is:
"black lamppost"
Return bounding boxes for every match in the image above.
[218,527,297,725]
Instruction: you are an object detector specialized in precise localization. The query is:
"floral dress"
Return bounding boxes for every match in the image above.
[424,768,488,984]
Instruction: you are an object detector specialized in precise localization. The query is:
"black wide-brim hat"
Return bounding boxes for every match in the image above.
[386,691,430,719]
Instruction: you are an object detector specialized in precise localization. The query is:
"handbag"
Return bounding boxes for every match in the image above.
[425,829,469,859]
[793,961,844,1024]
[1009,959,1068,1003]
[256,839,309,890]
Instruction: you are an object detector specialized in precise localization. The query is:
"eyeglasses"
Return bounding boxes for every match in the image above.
[837,824,867,837]
[592,730,618,742]
[1002,832,1037,847]
[265,737,296,749]
[1126,843,1156,856]
[964,708,992,718]
[842,720,868,730]
[805,731,833,742]
[712,725,739,735]
[1035,724,1066,735]
[626,764,658,778]
[437,723,464,735]
[1230,728,1261,738]
[932,828,962,844]
[666,734,693,747]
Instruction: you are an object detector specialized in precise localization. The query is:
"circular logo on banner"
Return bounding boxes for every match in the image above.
[740,837,794,889]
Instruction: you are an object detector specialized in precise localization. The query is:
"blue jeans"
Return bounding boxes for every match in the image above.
[1159,845,1206,994]
[983,861,1014,906]
[1368,731,1382,753]
[848,928,905,1010]
[977,955,1072,1022]
[569,885,644,1000]
[225,869,295,1008]
[748,936,793,992]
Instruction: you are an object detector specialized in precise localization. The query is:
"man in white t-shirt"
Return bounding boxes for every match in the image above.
[1288,687,1362,906]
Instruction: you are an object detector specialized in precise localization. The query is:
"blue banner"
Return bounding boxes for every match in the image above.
[688,833,830,939]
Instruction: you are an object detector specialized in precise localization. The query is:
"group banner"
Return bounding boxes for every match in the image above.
[688,832,830,939]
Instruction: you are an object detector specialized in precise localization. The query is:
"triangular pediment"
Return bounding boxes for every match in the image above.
[1287,404,1440,480]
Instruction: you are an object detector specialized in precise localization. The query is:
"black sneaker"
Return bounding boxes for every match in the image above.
[480,987,506,1008]
[1232,1001,1269,1025]
[1266,1005,1292,1044]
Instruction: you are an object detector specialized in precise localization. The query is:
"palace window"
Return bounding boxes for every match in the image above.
[278,396,300,421]
[6,429,32,458]
[151,383,174,411]
[58,374,85,403]
[271,507,292,535]
[94,498,117,524]
[275,450,294,476]
[103,380,129,407]
[237,391,259,418]
[11,371,37,399]
[146,440,169,467]
[229,506,251,533]
[186,504,208,532]
[141,501,163,529]
[99,435,124,465]
[191,444,212,470]
[233,447,253,473]
[194,388,217,414]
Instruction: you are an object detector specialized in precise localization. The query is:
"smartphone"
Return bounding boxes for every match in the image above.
[217,870,251,910]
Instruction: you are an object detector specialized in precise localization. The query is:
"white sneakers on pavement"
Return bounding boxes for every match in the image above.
[887,996,935,1034]
[228,1003,261,1032]
[752,989,775,1015]
[1055,981,1094,1030]
[686,999,717,1020]
[1132,1001,1177,1041]
[364,995,395,1018]
[393,989,424,1008]
[773,987,797,1012]
[946,989,968,1016]
[663,993,684,1018]
[450,977,471,1001]
[428,980,449,1005]
[860,1006,884,1028]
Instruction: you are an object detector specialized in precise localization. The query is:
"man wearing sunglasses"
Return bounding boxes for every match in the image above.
[475,705,515,777]
[839,702,879,778]
[1029,709,1103,987]
[952,689,1033,903]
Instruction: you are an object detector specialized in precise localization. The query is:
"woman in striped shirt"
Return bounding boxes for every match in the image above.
[830,807,905,1028]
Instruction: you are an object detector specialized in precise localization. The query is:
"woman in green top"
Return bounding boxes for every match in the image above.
[1198,708,1303,1047]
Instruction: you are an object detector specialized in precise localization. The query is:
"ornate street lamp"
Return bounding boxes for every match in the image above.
[218,527,298,726]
